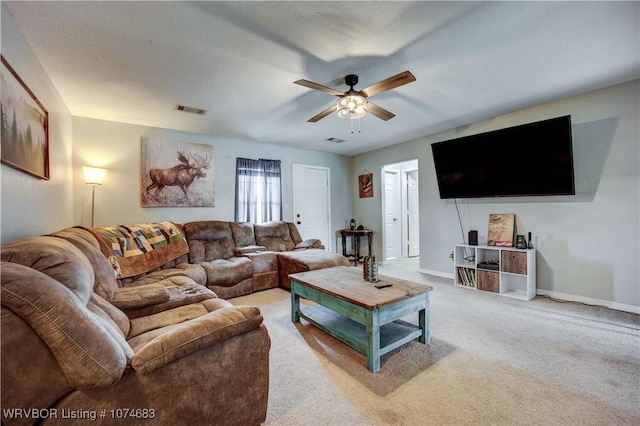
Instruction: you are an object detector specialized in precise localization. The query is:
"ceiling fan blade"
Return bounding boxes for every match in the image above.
[294,79,345,97]
[308,104,337,122]
[366,102,395,121]
[361,71,416,97]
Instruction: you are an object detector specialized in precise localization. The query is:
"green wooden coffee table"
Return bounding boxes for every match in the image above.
[290,266,432,373]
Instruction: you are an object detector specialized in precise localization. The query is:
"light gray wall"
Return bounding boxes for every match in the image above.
[72,117,353,252]
[3,3,637,312]
[352,80,639,313]
[1,4,74,244]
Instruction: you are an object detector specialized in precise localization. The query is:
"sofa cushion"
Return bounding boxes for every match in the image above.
[1,262,129,388]
[277,249,351,289]
[128,304,210,338]
[230,222,256,246]
[1,236,94,304]
[119,276,217,319]
[254,221,296,252]
[111,284,171,310]
[287,222,304,245]
[183,221,235,261]
[129,306,263,374]
[197,257,253,288]
[120,262,207,287]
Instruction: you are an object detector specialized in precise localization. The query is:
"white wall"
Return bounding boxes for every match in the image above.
[1,4,74,244]
[72,117,353,252]
[352,80,639,313]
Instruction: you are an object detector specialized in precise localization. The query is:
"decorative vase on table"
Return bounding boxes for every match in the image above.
[363,256,379,282]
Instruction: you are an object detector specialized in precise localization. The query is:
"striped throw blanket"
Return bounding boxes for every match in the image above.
[86,222,189,278]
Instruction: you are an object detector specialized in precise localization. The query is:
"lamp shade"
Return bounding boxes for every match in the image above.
[83,166,107,185]
[337,95,367,120]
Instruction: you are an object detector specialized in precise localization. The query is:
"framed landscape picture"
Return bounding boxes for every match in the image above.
[0,55,49,180]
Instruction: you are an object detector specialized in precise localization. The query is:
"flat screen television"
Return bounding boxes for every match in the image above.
[431,115,575,199]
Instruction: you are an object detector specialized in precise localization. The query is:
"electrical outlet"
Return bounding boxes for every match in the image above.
[449,251,454,260]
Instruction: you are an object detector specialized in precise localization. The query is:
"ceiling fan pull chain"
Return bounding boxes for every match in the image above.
[350,118,363,134]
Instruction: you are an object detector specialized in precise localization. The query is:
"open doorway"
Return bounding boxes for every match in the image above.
[381,159,419,263]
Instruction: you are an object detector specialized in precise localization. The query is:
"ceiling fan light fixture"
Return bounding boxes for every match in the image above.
[336,95,367,120]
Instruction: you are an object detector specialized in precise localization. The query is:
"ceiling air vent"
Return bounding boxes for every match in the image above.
[325,137,345,143]
[175,104,207,115]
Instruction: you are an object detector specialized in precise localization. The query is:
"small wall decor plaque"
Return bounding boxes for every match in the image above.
[359,170,373,198]
[487,213,515,247]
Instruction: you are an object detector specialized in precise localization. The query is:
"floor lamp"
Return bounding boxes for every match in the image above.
[82,166,107,227]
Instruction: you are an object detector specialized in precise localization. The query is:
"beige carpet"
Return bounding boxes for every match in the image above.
[230,262,640,425]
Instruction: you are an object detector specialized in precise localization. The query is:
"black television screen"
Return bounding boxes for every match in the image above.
[431,115,575,199]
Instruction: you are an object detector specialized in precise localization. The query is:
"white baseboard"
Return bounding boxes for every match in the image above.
[419,269,454,279]
[537,289,640,315]
[417,269,639,314]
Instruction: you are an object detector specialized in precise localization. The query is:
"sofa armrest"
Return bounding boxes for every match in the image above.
[111,284,171,310]
[131,306,263,374]
[1,262,129,388]
[55,325,271,426]
[295,239,323,249]
[234,245,267,256]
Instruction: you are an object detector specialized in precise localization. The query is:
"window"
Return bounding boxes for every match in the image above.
[235,158,282,223]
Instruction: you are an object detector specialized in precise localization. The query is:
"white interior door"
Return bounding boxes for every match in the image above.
[407,170,420,257]
[292,165,331,251]
[384,171,402,260]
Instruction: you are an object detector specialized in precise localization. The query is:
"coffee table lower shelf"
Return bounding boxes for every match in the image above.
[296,304,423,369]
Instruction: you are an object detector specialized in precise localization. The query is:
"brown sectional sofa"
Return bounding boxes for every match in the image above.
[1,220,347,425]
[183,220,350,296]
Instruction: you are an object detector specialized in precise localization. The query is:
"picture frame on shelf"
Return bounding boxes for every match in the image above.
[487,213,515,247]
[0,55,50,180]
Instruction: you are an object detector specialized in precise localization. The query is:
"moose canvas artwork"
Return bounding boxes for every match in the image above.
[141,137,214,207]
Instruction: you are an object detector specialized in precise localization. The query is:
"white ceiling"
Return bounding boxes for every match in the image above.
[4,1,639,156]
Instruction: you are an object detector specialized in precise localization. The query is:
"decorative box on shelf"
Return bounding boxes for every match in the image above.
[453,244,536,301]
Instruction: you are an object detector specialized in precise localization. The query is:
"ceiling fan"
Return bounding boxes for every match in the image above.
[294,71,416,122]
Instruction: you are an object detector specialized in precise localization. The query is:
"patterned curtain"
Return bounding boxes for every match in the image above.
[234,158,282,223]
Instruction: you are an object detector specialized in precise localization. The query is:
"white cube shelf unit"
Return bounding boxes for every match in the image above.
[454,244,536,301]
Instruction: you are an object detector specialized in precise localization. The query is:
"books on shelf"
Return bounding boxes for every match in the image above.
[457,267,477,288]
